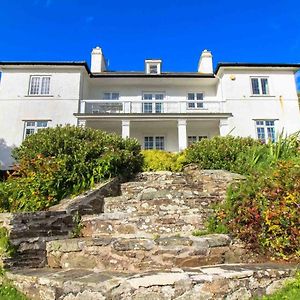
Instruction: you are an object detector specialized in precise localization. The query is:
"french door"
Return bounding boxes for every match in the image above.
[142,93,164,113]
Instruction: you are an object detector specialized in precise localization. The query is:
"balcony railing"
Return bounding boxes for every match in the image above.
[80,100,225,114]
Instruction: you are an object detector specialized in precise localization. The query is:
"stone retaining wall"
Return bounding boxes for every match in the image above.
[46,234,260,272]
[0,178,121,269]
[0,211,73,269]
[7,263,296,300]
[49,177,120,215]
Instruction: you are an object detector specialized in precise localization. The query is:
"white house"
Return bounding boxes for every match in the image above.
[0,47,299,170]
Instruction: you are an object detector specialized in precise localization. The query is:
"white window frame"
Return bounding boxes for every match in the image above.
[187,92,205,109]
[145,60,161,74]
[144,136,165,150]
[250,77,270,96]
[28,75,51,96]
[142,92,165,113]
[103,92,120,100]
[255,120,276,143]
[23,120,49,139]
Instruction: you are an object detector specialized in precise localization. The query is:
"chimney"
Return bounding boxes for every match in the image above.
[91,46,107,73]
[198,50,213,73]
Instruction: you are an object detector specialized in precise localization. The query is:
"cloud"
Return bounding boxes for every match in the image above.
[85,16,95,23]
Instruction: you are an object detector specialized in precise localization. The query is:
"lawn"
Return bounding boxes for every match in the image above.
[0,283,27,300]
[257,273,300,300]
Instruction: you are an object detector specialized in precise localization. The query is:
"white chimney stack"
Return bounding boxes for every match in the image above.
[91,46,107,73]
[198,50,213,74]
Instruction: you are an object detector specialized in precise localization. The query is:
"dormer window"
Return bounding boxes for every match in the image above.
[145,59,162,74]
[149,64,158,74]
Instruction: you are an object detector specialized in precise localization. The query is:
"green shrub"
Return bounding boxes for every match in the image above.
[212,159,300,259]
[142,150,186,172]
[185,136,262,174]
[0,125,143,212]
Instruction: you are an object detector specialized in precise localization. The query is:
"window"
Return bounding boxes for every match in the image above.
[142,93,164,113]
[29,76,51,95]
[187,93,204,109]
[24,120,48,139]
[251,77,269,95]
[149,64,158,74]
[103,92,119,100]
[255,120,275,143]
[187,135,208,146]
[144,136,165,150]
[145,60,161,74]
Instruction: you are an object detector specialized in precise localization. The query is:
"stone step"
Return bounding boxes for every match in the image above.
[46,234,261,272]
[120,171,192,195]
[7,263,297,300]
[103,192,217,216]
[81,212,207,236]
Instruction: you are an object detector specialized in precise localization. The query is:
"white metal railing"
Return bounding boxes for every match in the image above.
[80,100,225,114]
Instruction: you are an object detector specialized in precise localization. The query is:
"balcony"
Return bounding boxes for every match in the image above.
[80,100,225,114]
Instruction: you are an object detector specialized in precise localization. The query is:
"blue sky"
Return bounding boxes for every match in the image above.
[0,0,299,89]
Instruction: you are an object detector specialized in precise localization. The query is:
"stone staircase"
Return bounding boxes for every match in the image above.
[6,170,297,299]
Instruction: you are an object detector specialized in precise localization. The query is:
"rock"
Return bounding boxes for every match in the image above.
[127,272,189,289]
[112,238,154,251]
[226,287,251,300]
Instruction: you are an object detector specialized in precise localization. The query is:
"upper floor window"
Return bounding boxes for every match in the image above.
[255,120,275,143]
[145,59,162,74]
[103,92,119,100]
[187,93,204,109]
[24,120,48,139]
[29,76,51,95]
[149,65,158,74]
[251,77,269,95]
[142,92,164,113]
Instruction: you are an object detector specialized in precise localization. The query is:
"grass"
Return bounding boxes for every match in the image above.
[0,283,27,300]
[256,273,300,300]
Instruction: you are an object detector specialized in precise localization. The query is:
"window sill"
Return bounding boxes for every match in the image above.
[187,108,207,110]
[250,95,275,98]
[25,95,54,98]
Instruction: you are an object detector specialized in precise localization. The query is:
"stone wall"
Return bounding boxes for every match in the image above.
[49,177,121,215]
[7,263,296,300]
[0,178,121,269]
[46,234,262,272]
[0,211,73,269]
[183,164,245,201]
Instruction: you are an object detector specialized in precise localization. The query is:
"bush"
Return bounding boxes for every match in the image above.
[142,150,186,172]
[213,159,300,259]
[185,136,262,174]
[0,125,143,212]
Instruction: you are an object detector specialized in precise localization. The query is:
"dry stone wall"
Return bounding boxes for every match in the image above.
[7,263,296,300]
[0,178,121,269]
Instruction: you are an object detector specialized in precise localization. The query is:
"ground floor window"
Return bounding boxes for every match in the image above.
[255,120,275,143]
[144,136,165,150]
[187,135,208,146]
[24,120,48,139]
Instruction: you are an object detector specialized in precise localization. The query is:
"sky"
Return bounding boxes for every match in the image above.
[0,0,299,89]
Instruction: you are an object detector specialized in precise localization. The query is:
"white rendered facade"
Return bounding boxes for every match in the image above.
[0,48,299,169]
